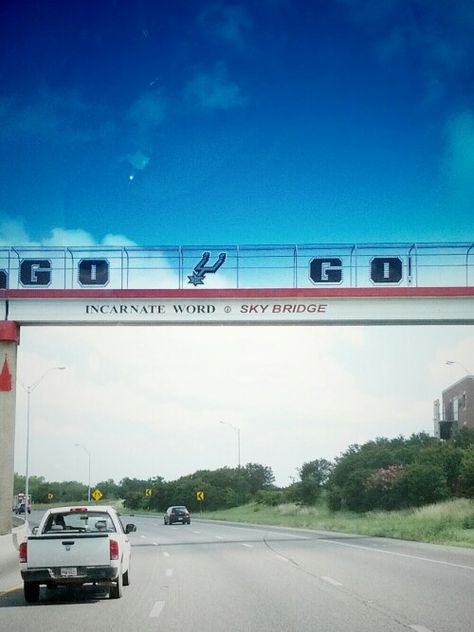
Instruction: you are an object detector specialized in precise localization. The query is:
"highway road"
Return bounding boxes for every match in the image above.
[1,511,473,631]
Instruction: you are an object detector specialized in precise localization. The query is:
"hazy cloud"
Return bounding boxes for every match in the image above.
[443,111,474,202]
[0,87,114,143]
[338,0,474,104]
[185,62,247,110]
[199,4,253,50]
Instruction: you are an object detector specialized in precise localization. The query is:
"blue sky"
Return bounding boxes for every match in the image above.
[1,0,473,247]
[1,1,474,488]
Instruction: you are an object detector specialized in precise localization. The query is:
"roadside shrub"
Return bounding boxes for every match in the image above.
[255,490,284,506]
[395,464,449,508]
[458,447,474,498]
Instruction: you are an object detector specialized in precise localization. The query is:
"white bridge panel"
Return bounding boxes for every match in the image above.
[3,295,474,325]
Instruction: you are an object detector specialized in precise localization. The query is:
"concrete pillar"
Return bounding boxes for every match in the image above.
[0,322,20,535]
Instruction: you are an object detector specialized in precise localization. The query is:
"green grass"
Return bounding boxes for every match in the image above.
[200,498,474,548]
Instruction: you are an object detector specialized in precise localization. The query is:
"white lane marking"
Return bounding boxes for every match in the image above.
[320,538,474,571]
[150,601,165,618]
[276,532,309,539]
[242,543,253,548]
[410,626,434,632]
[192,530,201,534]
[215,535,224,540]
[275,554,288,562]
[166,568,173,577]
[320,576,343,587]
[140,535,147,539]
[153,542,158,546]
[163,551,170,558]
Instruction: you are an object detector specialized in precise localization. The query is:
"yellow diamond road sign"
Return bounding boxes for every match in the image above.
[91,489,103,501]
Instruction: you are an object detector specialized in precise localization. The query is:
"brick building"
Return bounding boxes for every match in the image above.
[434,375,474,439]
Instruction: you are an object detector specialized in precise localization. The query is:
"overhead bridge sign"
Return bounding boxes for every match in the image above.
[1,242,473,325]
[1,289,474,325]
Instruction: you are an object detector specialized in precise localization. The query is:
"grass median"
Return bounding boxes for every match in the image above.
[200,498,474,548]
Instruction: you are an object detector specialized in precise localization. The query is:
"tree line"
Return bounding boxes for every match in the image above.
[14,429,474,514]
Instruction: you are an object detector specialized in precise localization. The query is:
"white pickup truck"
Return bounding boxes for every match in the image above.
[19,505,136,603]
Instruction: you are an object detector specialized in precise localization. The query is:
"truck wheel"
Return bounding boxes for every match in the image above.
[110,570,123,599]
[24,582,40,603]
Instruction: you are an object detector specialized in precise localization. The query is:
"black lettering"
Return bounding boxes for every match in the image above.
[371,257,403,284]
[78,259,109,286]
[309,258,342,284]
[20,259,51,287]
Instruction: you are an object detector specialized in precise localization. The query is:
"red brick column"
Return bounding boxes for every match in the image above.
[0,322,20,535]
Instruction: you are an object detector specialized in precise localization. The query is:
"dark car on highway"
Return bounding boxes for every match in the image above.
[164,506,191,525]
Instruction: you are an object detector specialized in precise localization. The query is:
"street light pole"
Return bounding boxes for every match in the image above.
[74,443,91,502]
[446,360,472,375]
[220,421,241,468]
[23,366,65,522]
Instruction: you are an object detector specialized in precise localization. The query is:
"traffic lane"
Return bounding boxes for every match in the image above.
[127,536,416,631]
[130,514,313,547]
[131,518,474,631]
[261,534,474,632]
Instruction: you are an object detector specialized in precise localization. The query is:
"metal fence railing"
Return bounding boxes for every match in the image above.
[1,242,473,290]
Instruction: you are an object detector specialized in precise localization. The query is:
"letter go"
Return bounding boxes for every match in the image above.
[309,258,342,284]
[78,259,109,286]
[370,257,403,284]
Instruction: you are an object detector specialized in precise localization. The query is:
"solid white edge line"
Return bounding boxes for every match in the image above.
[319,539,474,571]
[409,625,434,632]
[242,543,253,548]
[166,568,173,577]
[163,551,170,557]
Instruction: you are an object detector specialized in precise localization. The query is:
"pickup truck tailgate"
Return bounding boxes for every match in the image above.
[27,534,111,568]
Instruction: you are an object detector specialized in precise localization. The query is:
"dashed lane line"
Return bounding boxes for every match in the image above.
[150,601,165,618]
[320,576,343,587]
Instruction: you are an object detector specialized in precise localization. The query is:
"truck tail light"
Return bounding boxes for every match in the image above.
[19,541,27,563]
[109,539,119,560]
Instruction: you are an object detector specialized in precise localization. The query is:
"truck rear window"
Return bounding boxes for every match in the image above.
[43,512,116,533]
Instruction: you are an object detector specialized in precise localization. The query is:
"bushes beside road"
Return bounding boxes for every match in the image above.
[202,498,474,548]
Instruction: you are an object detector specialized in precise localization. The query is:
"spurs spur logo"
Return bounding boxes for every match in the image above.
[188,252,226,286]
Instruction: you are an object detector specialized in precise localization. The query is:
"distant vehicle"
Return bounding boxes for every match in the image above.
[19,505,136,603]
[164,506,191,525]
[13,493,31,514]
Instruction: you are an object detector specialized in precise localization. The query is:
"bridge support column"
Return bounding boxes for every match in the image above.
[0,322,20,535]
